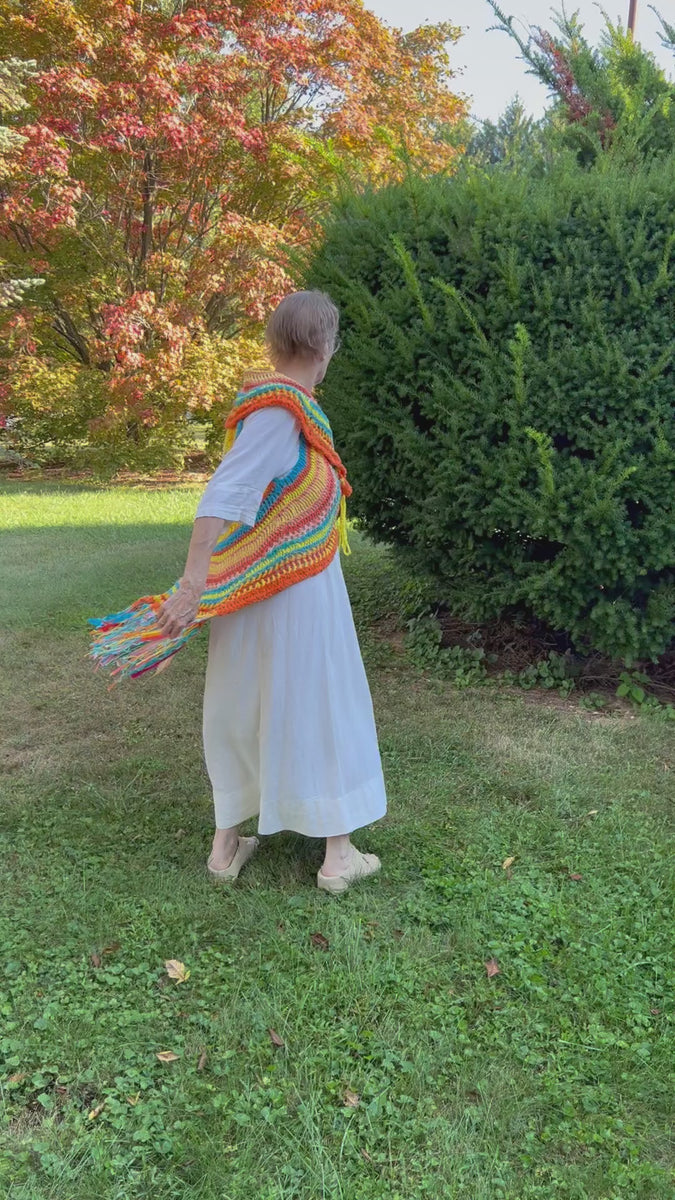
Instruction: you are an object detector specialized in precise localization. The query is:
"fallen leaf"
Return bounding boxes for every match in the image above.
[102,941,120,955]
[361,1149,372,1163]
[310,932,329,951]
[8,1072,26,1084]
[651,1008,661,1016]
[127,1093,140,1106]
[165,959,190,984]
[197,1050,208,1072]
[586,809,599,816]
[174,828,186,839]
[90,952,102,969]
[502,856,516,870]
[88,1102,105,1121]
[344,1088,360,1108]
[156,1051,180,1064]
[569,873,583,882]
[485,958,500,979]
[55,1085,68,1095]
[268,1029,285,1048]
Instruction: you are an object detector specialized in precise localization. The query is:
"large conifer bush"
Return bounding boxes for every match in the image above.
[308,161,675,662]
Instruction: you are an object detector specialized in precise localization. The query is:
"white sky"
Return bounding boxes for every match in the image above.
[366,0,674,120]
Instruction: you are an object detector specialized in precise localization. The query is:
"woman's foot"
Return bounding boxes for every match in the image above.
[209,827,239,871]
[207,833,259,881]
[318,839,381,894]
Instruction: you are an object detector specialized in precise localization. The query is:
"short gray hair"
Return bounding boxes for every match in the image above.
[266,290,340,360]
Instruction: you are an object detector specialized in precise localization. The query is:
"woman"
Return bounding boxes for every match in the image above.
[92,291,386,892]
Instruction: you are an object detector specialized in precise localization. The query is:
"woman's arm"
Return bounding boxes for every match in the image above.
[157,406,300,639]
[156,516,225,639]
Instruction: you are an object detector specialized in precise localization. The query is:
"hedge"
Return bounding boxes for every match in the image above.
[308,161,675,662]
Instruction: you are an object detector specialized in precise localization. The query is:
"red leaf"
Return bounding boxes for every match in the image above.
[569,873,583,882]
[90,952,102,969]
[485,958,500,979]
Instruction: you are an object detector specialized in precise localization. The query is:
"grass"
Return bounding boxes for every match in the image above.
[1,478,674,1200]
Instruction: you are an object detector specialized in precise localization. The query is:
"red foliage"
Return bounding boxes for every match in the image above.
[0,0,466,464]
[533,28,616,142]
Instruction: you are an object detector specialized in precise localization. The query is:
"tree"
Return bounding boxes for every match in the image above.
[0,58,44,308]
[487,3,675,166]
[465,96,551,168]
[0,0,466,469]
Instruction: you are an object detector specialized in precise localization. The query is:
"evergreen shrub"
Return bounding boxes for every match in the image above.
[308,161,675,661]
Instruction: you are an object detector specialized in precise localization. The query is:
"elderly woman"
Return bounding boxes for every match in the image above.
[92,291,386,892]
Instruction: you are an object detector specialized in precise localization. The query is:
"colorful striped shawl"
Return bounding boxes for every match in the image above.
[89,373,351,681]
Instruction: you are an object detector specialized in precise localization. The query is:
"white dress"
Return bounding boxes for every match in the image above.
[195,406,387,838]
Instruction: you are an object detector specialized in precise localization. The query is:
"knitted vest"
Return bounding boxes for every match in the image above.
[89,373,351,680]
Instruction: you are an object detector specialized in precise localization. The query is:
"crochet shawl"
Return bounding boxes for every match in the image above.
[89,373,351,681]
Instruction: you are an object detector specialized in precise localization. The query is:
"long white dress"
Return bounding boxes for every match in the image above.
[195,405,387,838]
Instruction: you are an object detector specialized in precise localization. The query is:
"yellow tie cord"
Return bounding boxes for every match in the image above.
[338,494,352,556]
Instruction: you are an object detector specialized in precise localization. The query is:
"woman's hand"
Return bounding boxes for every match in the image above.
[155,516,225,640]
[156,579,203,640]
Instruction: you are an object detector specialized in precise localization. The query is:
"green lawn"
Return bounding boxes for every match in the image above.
[1,480,674,1200]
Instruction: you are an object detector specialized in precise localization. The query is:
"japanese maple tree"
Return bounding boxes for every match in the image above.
[0,0,465,469]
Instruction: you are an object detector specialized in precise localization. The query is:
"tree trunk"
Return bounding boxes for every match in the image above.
[140,149,155,267]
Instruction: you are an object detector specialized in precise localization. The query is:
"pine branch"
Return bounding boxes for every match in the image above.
[485,1,559,91]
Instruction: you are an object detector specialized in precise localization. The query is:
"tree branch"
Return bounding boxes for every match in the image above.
[52,302,91,365]
[140,148,156,267]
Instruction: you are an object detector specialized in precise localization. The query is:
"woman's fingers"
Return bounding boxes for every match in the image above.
[160,617,183,638]
[156,607,171,634]
[156,595,197,639]
[156,603,180,638]
[155,581,201,640]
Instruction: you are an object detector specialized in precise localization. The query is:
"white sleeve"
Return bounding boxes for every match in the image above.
[195,406,300,527]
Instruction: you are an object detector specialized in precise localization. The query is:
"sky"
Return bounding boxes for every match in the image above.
[366,0,674,121]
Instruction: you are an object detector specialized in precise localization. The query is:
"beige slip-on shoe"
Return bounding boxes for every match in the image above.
[207,836,259,881]
[317,848,381,895]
